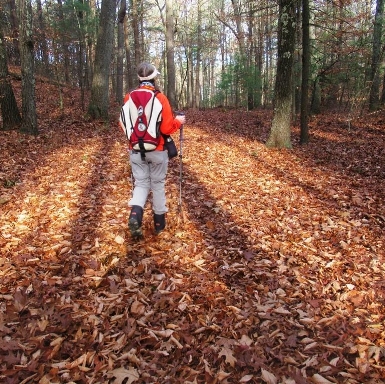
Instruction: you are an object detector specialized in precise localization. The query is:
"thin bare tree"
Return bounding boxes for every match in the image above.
[165,0,176,108]
[369,0,384,111]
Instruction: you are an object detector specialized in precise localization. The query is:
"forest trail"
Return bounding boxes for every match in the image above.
[1,86,385,382]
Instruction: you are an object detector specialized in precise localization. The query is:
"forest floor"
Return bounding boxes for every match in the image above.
[0,78,385,384]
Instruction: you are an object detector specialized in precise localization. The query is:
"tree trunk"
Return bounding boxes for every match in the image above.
[0,21,22,131]
[18,0,38,135]
[35,0,50,77]
[75,0,87,109]
[88,0,116,120]
[116,0,126,103]
[193,0,202,109]
[123,15,135,90]
[8,0,21,65]
[165,0,176,109]
[56,0,70,83]
[369,0,384,111]
[263,6,274,108]
[300,0,310,144]
[131,0,143,69]
[266,0,296,149]
[247,2,254,110]
[187,50,193,108]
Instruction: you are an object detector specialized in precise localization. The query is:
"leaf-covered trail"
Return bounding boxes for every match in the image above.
[1,103,385,383]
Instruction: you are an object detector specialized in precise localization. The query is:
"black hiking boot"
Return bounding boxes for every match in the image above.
[153,213,166,234]
[128,205,143,238]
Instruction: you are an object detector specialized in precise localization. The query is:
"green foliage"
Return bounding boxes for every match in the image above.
[213,54,262,109]
[309,3,374,111]
[51,0,98,40]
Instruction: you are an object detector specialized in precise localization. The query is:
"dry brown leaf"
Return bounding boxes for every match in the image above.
[107,366,139,384]
[218,346,237,367]
[216,371,231,381]
[261,368,277,384]
[114,235,125,244]
[240,374,254,382]
[311,373,334,383]
[130,300,145,315]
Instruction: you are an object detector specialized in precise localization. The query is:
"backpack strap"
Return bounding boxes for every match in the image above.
[137,139,145,160]
[152,90,169,150]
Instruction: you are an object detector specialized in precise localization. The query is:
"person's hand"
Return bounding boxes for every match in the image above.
[175,114,186,125]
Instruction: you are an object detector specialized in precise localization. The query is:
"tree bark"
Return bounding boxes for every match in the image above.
[0,19,22,131]
[193,0,202,109]
[369,0,384,111]
[88,0,116,120]
[8,0,21,66]
[56,0,70,83]
[300,0,310,144]
[165,0,176,109]
[18,0,38,135]
[123,15,135,90]
[117,0,126,103]
[266,0,296,149]
[35,0,50,77]
[131,0,143,69]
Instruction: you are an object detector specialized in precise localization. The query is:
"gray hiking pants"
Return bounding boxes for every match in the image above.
[128,150,169,214]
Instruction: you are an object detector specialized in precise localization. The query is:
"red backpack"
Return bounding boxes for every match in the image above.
[120,88,163,158]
